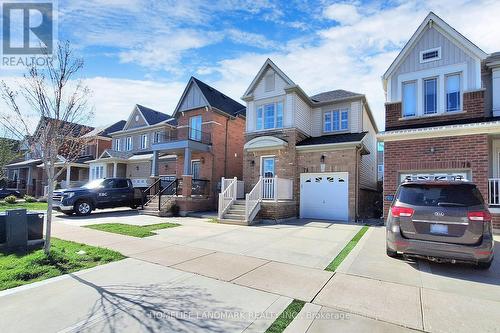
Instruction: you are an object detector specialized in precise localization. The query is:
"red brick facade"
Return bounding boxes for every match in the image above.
[385,90,486,130]
[383,134,490,218]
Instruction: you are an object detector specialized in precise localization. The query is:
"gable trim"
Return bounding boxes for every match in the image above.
[172,78,211,117]
[123,105,150,131]
[242,58,295,99]
[382,12,487,83]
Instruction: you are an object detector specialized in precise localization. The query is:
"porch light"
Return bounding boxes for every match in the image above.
[429,147,436,153]
[136,165,140,171]
[320,155,326,172]
[201,157,205,164]
[250,160,255,167]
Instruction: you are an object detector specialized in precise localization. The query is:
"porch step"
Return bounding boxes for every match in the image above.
[227,207,245,214]
[224,213,245,220]
[218,218,250,226]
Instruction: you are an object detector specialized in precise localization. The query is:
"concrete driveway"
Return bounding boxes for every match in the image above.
[4,210,500,332]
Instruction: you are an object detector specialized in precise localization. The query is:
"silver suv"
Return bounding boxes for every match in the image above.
[386,180,494,269]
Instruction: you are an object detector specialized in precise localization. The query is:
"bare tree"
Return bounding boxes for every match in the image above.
[0,41,93,254]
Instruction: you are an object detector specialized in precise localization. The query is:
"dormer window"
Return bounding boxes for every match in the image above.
[420,47,441,63]
[324,109,349,132]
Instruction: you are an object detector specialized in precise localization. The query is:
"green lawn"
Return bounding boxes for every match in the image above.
[265,299,306,333]
[84,222,180,238]
[325,226,369,272]
[0,238,124,291]
[0,201,48,212]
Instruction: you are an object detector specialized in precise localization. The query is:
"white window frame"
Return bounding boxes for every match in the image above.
[256,101,284,131]
[323,108,349,133]
[125,137,133,151]
[113,138,120,151]
[445,73,462,112]
[423,77,438,115]
[402,80,417,117]
[419,47,441,64]
[191,160,201,179]
[140,134,148,149]
[154,131,162,143]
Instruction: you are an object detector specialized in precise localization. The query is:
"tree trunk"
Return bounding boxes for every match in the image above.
[43,165,55,255]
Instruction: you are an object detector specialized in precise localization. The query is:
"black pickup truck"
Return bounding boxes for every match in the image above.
[52,178,141,216]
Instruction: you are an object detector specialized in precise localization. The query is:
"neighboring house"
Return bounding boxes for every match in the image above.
[379,12,500,232]
[219,59,379,224]
[87,104,178,188]
[377,142,384,181]
[5,117,94,197]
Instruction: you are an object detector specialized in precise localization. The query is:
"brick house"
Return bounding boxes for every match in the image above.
[218,59,379,224]
[379,12,500,232]
[89,77,246,215]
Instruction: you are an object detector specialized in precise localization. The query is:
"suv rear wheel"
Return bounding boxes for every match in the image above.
[477,260,492,270]
[75,200,92,216]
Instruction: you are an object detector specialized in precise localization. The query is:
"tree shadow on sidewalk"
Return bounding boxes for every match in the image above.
[69,274,247,333]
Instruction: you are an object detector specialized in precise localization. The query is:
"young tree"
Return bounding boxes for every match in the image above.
[0,136,21,181]
[0,41,93,254]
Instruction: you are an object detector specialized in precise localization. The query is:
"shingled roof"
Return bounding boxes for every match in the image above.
[136,105,177,126]
[310,90,363,103]
[192,77,246,117]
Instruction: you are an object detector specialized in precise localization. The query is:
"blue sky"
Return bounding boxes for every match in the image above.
[2,0,500,130]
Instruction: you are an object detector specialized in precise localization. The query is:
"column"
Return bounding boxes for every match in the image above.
[183,147,192,175]
[66,165,71,188]
[113,162,118,177]
[151,150,159,177]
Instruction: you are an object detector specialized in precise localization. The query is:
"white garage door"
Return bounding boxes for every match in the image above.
[300,172,349,221]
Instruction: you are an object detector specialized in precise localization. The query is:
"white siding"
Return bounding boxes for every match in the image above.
[360,105,378,189]
[178,83,207,112]
[390,26,479,101]
[253,68,288,100]
[349,101,362,133]
[246,100,255,132]
[293,93,311,134]
[311,107,322,137]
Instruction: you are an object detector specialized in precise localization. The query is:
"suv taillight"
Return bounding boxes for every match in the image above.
[391,206,414,218]
[467,211,492,222]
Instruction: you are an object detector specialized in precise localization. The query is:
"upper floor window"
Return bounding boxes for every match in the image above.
[424,78,438,114]
[154,131,162,143]
[140,134,148,149]
[402,81,416,117]
[125,137,133,151]
[189,115,202,141]
[324,109,349,132]
[113,138,120,151]
[256,101,283,130]
[420,47,441,63]
[446,74,461,112]
[264,73,275,92]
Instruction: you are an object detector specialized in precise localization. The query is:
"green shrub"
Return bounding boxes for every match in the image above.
[4,195,17,204]
[24,195,36,203]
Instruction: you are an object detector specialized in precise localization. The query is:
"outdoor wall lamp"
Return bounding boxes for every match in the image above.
[430,147,436,154]
[201,157,205,164]
[320,155,326,172]
[136,165,140,171]
[250,160,255,167]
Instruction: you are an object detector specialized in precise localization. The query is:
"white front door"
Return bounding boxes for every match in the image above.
[300,172,349,221]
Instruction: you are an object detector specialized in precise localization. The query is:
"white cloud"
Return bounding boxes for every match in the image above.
[324,3,362,25]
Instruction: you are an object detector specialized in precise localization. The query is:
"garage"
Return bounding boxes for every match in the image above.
[300,172,349,221]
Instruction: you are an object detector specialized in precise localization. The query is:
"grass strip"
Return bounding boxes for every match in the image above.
[265,299,305,333]
[325,226,369,272]
[84,222,180,238]
[0,202,48,211]
[0,238,124,291]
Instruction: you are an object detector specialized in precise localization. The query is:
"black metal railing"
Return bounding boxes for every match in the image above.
[156,127,211,145]
[192,179,210,196]
[141,178,161,208]
[142,178,180,210]
[157,179,179,211]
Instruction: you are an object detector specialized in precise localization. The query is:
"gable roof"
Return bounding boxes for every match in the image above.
[34,117,94,139]
[81,120,126,139]
[173,77,246,118]
[136,104,176,125]
[382,12,488,83]
[242,58,295,99]
[310,90,364,103]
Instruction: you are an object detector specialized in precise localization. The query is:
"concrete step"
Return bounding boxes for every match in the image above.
[218,218,249,226]
[227,208,245,214]
[224,213,245,220]
[234,200,246,204]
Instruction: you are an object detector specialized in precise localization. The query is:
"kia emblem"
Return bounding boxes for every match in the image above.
[434,211,445,217]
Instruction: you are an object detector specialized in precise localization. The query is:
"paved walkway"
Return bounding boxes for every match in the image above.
[3,213,499,332]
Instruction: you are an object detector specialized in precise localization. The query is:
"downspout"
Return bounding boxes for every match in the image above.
[224,117,229,176]
[355,145,360,222]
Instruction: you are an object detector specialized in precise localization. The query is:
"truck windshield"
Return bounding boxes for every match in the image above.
[83,179,104,189]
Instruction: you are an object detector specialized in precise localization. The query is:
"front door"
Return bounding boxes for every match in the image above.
[189,115,202,141]
[261,156,275,199]
[192,160,201,179]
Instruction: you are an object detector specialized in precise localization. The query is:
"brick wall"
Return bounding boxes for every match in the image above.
[383,134,489,218]
[258,201,297,221]
[385,90,486,130]
[490,214,500,231]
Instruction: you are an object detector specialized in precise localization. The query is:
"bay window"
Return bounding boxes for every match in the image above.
[402,81,416,117]
[424,78,437,114]
[324,109,349,132]
[446,74,461,112]
[256,101,284,130]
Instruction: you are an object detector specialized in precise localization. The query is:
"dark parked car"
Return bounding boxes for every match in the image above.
[386,180,494,269]
[52,178,141,216]
[0,188,22,199]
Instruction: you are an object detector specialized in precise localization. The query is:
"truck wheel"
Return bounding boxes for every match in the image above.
[75,200,92,216]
